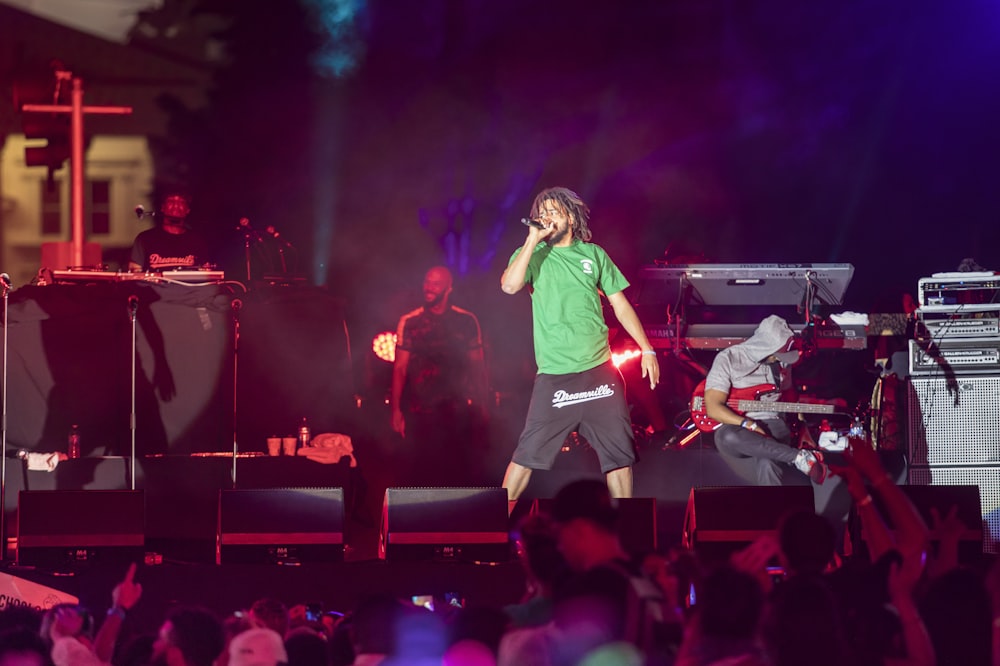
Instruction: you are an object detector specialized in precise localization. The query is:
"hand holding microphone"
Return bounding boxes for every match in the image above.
[520,218,553,240]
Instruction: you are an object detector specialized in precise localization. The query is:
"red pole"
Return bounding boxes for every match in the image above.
[70,77,85,267]
[21,75,131,270]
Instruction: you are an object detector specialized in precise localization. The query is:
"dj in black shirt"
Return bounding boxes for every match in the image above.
[129,192,211,272]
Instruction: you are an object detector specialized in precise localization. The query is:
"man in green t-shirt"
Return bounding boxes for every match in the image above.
[500,187,660,499]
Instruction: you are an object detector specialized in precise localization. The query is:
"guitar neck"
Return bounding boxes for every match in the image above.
[732,400,836,416]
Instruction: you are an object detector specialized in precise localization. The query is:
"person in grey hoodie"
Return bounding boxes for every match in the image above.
[702,315,828,486]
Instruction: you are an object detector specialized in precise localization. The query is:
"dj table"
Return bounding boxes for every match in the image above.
[3,283,354,458]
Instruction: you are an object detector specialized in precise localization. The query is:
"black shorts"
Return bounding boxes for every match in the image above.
[511,361,635,473]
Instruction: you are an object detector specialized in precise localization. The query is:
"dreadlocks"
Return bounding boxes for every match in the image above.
[530,187,593,242]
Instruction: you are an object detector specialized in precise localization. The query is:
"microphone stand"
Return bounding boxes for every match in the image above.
[128,294,139,489]
[673,274,692,358]
[0,278,10,559]
[236,218,260,283]
[802,271,818,325]
[230,298,242,488]
[265,227,292,275]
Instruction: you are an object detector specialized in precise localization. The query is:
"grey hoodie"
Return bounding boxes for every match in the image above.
[704,315,799,415]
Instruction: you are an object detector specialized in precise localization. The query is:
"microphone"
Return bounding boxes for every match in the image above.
[0,273,11,289]
[265,225,292,247]
[521,217,545,230]
[135,205,154,219]
[237,217,263,242]
[128,294,139,313]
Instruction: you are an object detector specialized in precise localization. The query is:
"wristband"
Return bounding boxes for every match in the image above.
[641,350,656,356]
[107,607,126,619]
[856,495,874,508]
[740,418,753,429]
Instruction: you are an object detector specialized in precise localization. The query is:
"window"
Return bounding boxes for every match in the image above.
[41,177,62,235]
[39,177,114,237]
[89,179,110,235]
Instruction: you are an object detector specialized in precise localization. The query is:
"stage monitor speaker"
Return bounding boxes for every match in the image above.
[530,497,658,556]
[683,486,815,564]
[907,375,1000,465]
[888,477,989,557]
[217,488,345,564]
[17,490,144,567]
[379,487,509,562]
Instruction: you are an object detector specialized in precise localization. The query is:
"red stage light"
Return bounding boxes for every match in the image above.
[611,349,641,368]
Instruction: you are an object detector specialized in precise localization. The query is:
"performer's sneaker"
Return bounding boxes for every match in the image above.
[793,450,828,484]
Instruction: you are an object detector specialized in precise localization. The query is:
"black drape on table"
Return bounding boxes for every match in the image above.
[3,283,354,457]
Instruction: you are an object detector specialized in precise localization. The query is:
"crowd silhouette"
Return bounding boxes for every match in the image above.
[1,437,993,665]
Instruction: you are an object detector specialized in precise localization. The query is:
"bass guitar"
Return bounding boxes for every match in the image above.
[689,379,841,433]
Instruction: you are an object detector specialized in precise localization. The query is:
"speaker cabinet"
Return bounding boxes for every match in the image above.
[683,486,815,563]
[17,490,144,567]
[907,375,1000,465]
[531,497,658,556]
[906,469,998,554]
[865,483,983,560]
[379,487,509,562]
[217,488,345,564]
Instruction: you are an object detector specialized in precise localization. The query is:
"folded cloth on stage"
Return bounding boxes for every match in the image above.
[23,451,64,472]
[297,432,357,467]
[817,431,848,451]
[829,311,869,326]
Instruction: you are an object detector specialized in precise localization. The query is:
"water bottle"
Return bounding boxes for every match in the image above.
[297,417,311,450]
[68,424,81,459]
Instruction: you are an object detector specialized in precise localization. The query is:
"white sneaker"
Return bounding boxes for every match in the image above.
[793,450,828,484]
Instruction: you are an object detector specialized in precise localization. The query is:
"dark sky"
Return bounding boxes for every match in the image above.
[321,1,1000,324]
[153,0,1000,389]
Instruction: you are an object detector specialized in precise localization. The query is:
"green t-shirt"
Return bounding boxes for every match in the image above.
[509,239,630,374]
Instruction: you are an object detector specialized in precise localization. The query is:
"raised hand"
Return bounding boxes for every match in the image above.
[111,562,143,611]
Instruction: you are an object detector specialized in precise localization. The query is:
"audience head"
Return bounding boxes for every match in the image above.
[778,509,837,575]
[116,634,156,666]
[0,607,42,636]
[696,565,764,640]
[284,626,330,666]
[447,606,508,657]
[38,603,93,646]
[389,606,448,662]
[551,479,622,570]
[229,627,288,666]
[152,606,224,666]
[761,575,847,666]
[512,513,572,593]
[0,627,47,666]
[249,598,290,639]
[351,595,402,656]
[218,612,254,666]
[551,479,618,533]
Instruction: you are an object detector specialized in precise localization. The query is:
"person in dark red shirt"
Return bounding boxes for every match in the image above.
[390,265,489,485]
